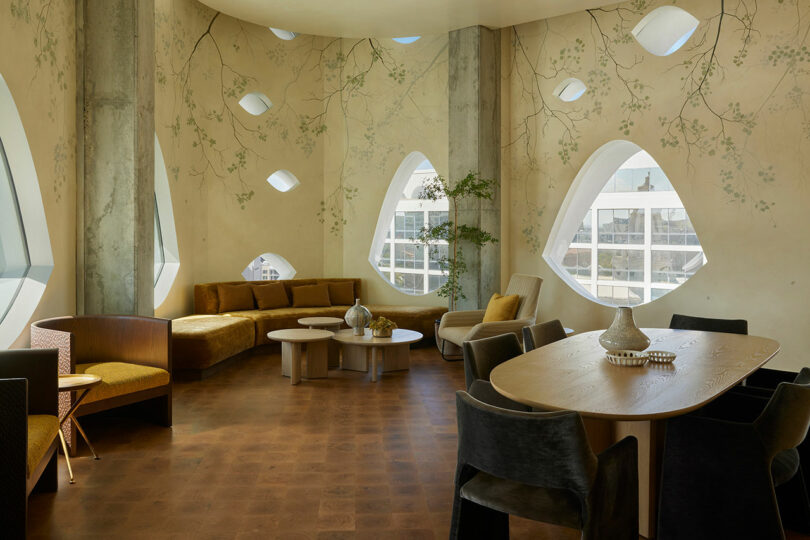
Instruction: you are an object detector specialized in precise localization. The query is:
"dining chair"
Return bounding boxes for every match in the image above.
[668,313,748,334]
[522,319,567,353]
[451,391,639,539]
[658,371,810,539]
[462,333,530,411]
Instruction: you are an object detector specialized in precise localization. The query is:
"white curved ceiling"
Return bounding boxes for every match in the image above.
[198,0,620,39]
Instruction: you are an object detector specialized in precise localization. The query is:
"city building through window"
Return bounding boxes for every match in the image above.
[544,141,706,307]
[242,252,295,281]
[370,152,448,295]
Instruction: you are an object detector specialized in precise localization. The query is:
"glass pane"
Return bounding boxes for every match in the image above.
[428,211,448,229]
[428,244,448,270]
[596,285,644,306]
[429,274,448,291]
[378,243,391,268]
[572,210,591,243]
[562,248,591,279]
[394,211,423,240]
[394,272,424,295]
[394,243,424,269]
[597,249,644,283]
[652,250,705,284]
[153,196,164,286]
[597,209,644,244]
[0,139,30,322]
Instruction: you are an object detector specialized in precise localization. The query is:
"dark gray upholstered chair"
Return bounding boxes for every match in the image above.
[0,349,60,539]
[462,333,530,412]
[522,319,567,353]
[658,371,810,539]
[668,313,748,334]
[451,391,638,539]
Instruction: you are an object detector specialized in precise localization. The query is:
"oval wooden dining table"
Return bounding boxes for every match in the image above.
[490,328,780,539]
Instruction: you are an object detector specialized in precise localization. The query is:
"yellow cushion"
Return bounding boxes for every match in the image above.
[75,362,170,404]
[217,284,255,312]
[482,293,520,322]
[326,281,355,306]
[251,282,290,310]
[28,415,58,477]
[291,284,332,308]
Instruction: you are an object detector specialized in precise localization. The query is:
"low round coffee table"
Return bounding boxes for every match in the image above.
[267,329,335,384]
[298,317,344,368]
[58,373,102,483]
[332,328,423,382]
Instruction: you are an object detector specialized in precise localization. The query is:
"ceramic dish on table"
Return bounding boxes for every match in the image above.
[606,350,648,367]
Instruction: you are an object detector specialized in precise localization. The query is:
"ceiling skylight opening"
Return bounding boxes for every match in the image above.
[269,28,298,40]
[392,37,421,44]
[238,92,273,116]
[266,170,301,192]
[553,78,587,102]
[632,6,699,56]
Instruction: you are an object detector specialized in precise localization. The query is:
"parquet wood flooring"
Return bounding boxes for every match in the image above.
[25,346,809,539]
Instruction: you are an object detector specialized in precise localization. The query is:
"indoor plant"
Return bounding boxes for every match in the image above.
[417,172,498,311]
[368,316,397,338]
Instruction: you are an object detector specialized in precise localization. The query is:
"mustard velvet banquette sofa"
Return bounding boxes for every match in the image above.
[172,278,447,377]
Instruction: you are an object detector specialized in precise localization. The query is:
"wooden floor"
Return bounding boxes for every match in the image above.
[26,345,810,539]
[28,346,577,539]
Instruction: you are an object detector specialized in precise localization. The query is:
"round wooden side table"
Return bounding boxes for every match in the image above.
[332,328,423,382]
[58,373,102,483]
[298,317,344,368]
[267,329,335,385]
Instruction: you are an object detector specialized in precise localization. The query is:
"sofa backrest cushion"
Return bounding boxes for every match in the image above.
[291,284,332,308]
[252,282,290,310]
[326,281,355,306]
[217,284,255,312]
[194,279,362,314]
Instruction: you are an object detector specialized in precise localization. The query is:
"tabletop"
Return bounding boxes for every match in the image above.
[298,317,344,326]
[490,328,780,421]
[58,374,102,391]
[332,328,423,346]
[267,329,335,343]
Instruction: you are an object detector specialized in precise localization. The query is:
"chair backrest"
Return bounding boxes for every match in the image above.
[455,391,597,494]
[755,368,810,458]
[522,319,567,353]
[504,274,543,321]
[462,333,523,390]
[669,314,748,335]
[0,349,58,416]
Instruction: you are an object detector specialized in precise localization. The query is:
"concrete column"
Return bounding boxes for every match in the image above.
[76,0,155,315]
[448,26,501,310]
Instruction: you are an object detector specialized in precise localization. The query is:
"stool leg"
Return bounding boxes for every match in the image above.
[58,428,75,484]
[72,417,100,460]
[370,347,378,382]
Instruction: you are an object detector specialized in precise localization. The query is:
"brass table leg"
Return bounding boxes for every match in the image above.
[72,416,100,460]
[58,428,75,484]
[58,387,102,484]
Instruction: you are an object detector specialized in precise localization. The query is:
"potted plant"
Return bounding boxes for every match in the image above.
[417,172,498,311]
[368,316,397,338]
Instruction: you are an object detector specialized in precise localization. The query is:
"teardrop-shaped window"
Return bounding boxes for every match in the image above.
[632,6,699,56]
[369,152,448,295]
[154,134,180,309]
[242,252,296,281]
[544,141,706,306]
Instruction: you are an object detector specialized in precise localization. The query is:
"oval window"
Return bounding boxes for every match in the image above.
[242,253,296,281]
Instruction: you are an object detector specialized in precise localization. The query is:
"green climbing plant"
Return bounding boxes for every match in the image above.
[417,172,498,311]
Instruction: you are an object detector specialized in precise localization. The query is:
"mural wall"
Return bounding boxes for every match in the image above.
[506,0,810,370]
[3,0,75,348]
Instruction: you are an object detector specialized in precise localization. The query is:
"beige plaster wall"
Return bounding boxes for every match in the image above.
[506,0,810,370]
[154,0,326,318]
[3,0,76,347]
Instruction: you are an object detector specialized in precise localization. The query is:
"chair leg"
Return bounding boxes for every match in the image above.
[777,465,810,534]
[145,393,172,427]
[440,339,463,362]
[452,498,509,540]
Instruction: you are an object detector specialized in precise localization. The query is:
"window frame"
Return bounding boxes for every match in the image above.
[154,135,180,309]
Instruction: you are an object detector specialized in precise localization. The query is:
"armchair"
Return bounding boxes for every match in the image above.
[0,348,59,539]
[438,274,542,359]
[30,315,172,454]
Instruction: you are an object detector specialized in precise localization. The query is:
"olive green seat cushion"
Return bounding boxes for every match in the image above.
[172,315,256,370]
[76,362,170,403]
[27,415,59,477]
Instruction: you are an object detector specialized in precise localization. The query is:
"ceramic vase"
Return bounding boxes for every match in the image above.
[345,299,372,336]
[599,306,650,351]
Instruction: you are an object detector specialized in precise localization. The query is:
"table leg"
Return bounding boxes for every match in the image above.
[304,341,328,379]
[382,344,410,372]
[290,342,302,385]
[370,347,378,382]
[72,416,100,460]
[58,428,74,484]
[342,344,368,372]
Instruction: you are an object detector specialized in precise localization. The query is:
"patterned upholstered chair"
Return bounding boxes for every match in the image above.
[437,274,543,360]
[0,348,59,538]
[31,316,172,454]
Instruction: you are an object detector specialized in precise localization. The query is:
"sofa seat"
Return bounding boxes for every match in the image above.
[223,306,352,345]
[27,415,59,477]
[76,362,170,404]
[172,315,255,371]
[365,305,448,338]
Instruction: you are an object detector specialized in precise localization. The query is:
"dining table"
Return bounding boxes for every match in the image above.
[489,328,781,539]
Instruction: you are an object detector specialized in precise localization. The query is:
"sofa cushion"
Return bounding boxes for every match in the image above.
[291,284,331,308]
[483,293,520,322]
[326,281,355,306]
[252,282,289,310]
[173,315,255,370]
[76,362,170,403]
[27,415,58,477]
[217,284,255,312]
